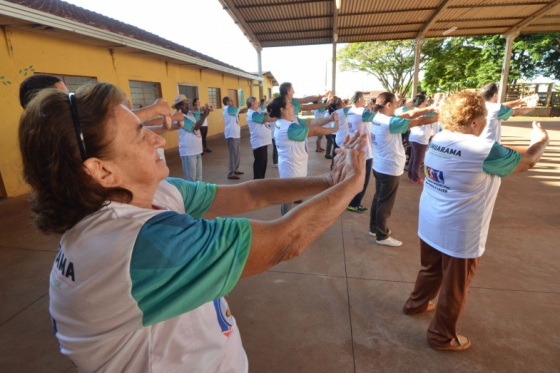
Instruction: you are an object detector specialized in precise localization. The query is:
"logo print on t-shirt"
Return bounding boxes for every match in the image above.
[213,298,233,337]
[425,166,445,184]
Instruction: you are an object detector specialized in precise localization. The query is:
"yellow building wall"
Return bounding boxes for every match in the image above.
[0,28,274,197]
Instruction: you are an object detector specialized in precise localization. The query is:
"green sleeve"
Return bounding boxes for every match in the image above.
[130,212,252,326]
[291,98,302,116]
[165,177,217,219]
[251,112,266,124]
[343,108,350,116]
[423,111,437,117]
[498,105,513,121]
[181,117,195,133]
[317,107,326,113]
[362,109,375,122]
[483,142,521,177]
[389,116,411,134]
[296,117,307,126]
[191,111,201,121]
[227,106,240,116]
[287,122,309,141]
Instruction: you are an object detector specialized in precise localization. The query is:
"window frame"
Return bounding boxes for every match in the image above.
[129,80,162,109]
[35,73,97,93]
[208,87,222,108]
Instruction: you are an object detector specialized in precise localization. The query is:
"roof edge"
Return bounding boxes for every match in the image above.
[0,1,262,81]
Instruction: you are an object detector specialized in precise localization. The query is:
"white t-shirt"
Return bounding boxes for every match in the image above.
[247,108,272,149]
[409,112,437,145]
[481,102,514,143]
[223,106,241,139]
[313,107,326,119]
[370,112,412,176]
[178,112,203,157]
[50,178,252,372]
[335,108,350,146]
[275,118,309,178]
[419,131,521,258]
[347,107,375,160]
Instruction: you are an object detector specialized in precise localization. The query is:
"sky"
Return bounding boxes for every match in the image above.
[63,0,385,98]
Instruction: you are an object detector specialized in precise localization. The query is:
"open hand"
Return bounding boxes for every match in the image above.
[530,121,548,146]
[327,132,367,191]
[524,94,539,109]
[152,98,172,117]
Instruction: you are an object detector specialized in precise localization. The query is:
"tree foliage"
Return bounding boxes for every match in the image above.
[338,40,435,95]
[337,34,560,96]
[422,34,560,93]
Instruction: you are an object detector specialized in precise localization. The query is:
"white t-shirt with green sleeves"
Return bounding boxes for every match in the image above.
[370,112,411,176]
[178,112,203,157]
[275,118,309,178]
[223,105,241,139]
[482,101,513,143]
[247,108,272,149]
[419,131,521,258]
[409,111,437,145]
[49,178,252,372]
[347,107,375,160]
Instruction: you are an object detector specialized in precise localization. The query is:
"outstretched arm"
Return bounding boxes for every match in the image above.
[399,107,435,119]
[512,122,549,174]
[241,134,366,278]
[145,112,184,134]
[296,91,330,105]
[203,132,366,220]
[133,98,171,122]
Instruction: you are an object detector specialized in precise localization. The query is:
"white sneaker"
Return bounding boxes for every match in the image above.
[376,237,402,246]
[271,164,278,168]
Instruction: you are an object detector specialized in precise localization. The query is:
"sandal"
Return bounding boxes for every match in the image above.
[430,335,471,351]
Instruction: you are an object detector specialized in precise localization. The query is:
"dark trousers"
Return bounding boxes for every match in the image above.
[253,145,268,179]
[331,140,340,170]
[272,138,278,165]
[349,158,373,208]
[403,240,480,349]
[200,126,209,150]
[325,134,334,155]
[369,170,400,240]
[408,141,428,181]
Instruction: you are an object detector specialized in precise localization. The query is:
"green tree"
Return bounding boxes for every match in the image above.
[337,40,441,96]
[421,33,560,94]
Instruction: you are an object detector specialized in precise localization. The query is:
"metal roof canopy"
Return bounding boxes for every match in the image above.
[220,0,560,100]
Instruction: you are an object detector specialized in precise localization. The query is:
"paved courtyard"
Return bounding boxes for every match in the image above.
[0,119,559,372]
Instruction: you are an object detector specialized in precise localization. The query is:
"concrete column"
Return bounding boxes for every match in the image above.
[498,32,519,103]
[412,36,423,98]
[332,39,337,95]
[257,48,263,99]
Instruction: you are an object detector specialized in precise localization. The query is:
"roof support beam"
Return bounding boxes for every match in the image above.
[503,0,560,36]
[254,28,331,35]
[412,36,423,98]
[436,17,523,23]
[218,0,262,50]
[449,2,549,9]
[246,15,331,23]
[340,7,437,16]
[498,32,519,103]
[417,0,451,39]
[236,0,330,9]
[332,0,339,95]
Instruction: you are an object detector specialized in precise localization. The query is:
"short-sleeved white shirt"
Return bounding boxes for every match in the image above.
[275,118,309,178]
[247,109,272,149]
[347,107,375,160]
[370,113,411,176]
[178,112,203,157]
[223,106,241,139]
